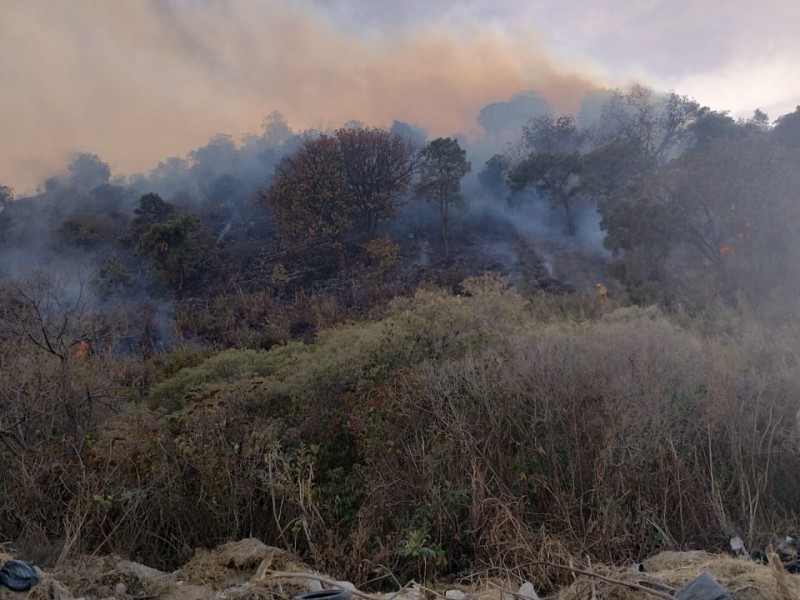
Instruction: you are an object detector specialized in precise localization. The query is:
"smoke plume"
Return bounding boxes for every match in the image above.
[0,0,601,192]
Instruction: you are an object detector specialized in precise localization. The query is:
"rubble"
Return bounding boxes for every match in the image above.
[3,540,800,600]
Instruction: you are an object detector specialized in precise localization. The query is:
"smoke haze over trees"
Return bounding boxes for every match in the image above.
[3,65,800,589]
[2,87,800,318]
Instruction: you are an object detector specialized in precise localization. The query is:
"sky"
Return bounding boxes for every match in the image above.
[1,0,799,193]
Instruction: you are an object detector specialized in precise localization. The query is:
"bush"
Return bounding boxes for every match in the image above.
[4,277,800,592]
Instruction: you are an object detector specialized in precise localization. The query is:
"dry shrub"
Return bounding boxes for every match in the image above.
[180,548,234,587]
[476,499,576,592]
[50,555,174,599]
[0,340,144,565]
[179,540,311,589]
[558,552,800,600]
[525,288,621,323]
[176,290,291,349]
[360,301,800,584]
[0,547,13,569]
[5,276,800,589]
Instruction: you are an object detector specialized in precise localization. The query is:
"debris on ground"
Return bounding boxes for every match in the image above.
[557,549,800,599]
[0,561,40,592]
[4,541,800,600]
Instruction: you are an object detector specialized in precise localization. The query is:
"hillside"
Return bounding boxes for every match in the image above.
[2,88,800,597]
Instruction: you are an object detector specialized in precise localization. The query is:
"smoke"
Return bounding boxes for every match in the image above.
[0,0,602,192]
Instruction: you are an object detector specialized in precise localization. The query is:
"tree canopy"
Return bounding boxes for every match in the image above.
[265,127,416,268]
[137,214,203,299]
[415,137,471,258]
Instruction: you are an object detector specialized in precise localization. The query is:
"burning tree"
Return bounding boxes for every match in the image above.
[0,273,97,453]
[600,134,800,305]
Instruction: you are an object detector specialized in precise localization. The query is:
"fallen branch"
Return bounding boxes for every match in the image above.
[524,561,675,600]
[264,564,674,600]
[262,569,393,600]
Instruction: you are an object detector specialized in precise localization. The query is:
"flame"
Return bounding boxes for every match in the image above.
[596,283,608,297]
[75,339,90,359]
[719,244,734,256]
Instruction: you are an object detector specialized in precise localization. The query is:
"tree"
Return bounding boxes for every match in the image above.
[265,127,416,269]
[0,185,12,242]
[0,184,12,204]
[522,114,584,154]
[773,106,800,148]
[415,138,471,259]
[132,193,176,239]
[688,109,740,148]
[599,174,685,302]
[745,109,771,133]
[67,152,111,191]
[508,151,583,235]
[580,139,655,202]
[91,255,136,299]
[478,154,511,195]
[137,214,203,299]
[599,135,800,306]
[0,273,97,452]
[597,85,701,166]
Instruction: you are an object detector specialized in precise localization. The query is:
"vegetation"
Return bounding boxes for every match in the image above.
[265,127,416,270]
[415,138,471,258]
[1,87,800,595]
[2,278,800,594]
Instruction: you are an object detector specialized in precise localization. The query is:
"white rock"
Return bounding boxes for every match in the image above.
[730,536,747,557]
[517,582,539,600]
[445,590,466,600]
[335,581,357,592]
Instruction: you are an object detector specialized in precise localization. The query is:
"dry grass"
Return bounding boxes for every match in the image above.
[0,547,13,569]
[4,280,800,588]
[557,551,800,600]
[179,539,313,590]
[50,555,175,599]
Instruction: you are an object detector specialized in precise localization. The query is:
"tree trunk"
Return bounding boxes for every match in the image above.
[563,198,576,236]
[441,200,450,259]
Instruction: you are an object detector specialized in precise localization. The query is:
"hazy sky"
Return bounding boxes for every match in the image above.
[2,0,799,193]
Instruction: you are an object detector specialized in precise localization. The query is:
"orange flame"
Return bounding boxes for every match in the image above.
[719,245,734,256]
[75,339,90,359]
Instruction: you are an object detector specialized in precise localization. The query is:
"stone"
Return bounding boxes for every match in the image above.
[729,536,747,558]
[516,582,539,600]
[674,572,732,600]
[445,590,466,600]
[335,581,356,592]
